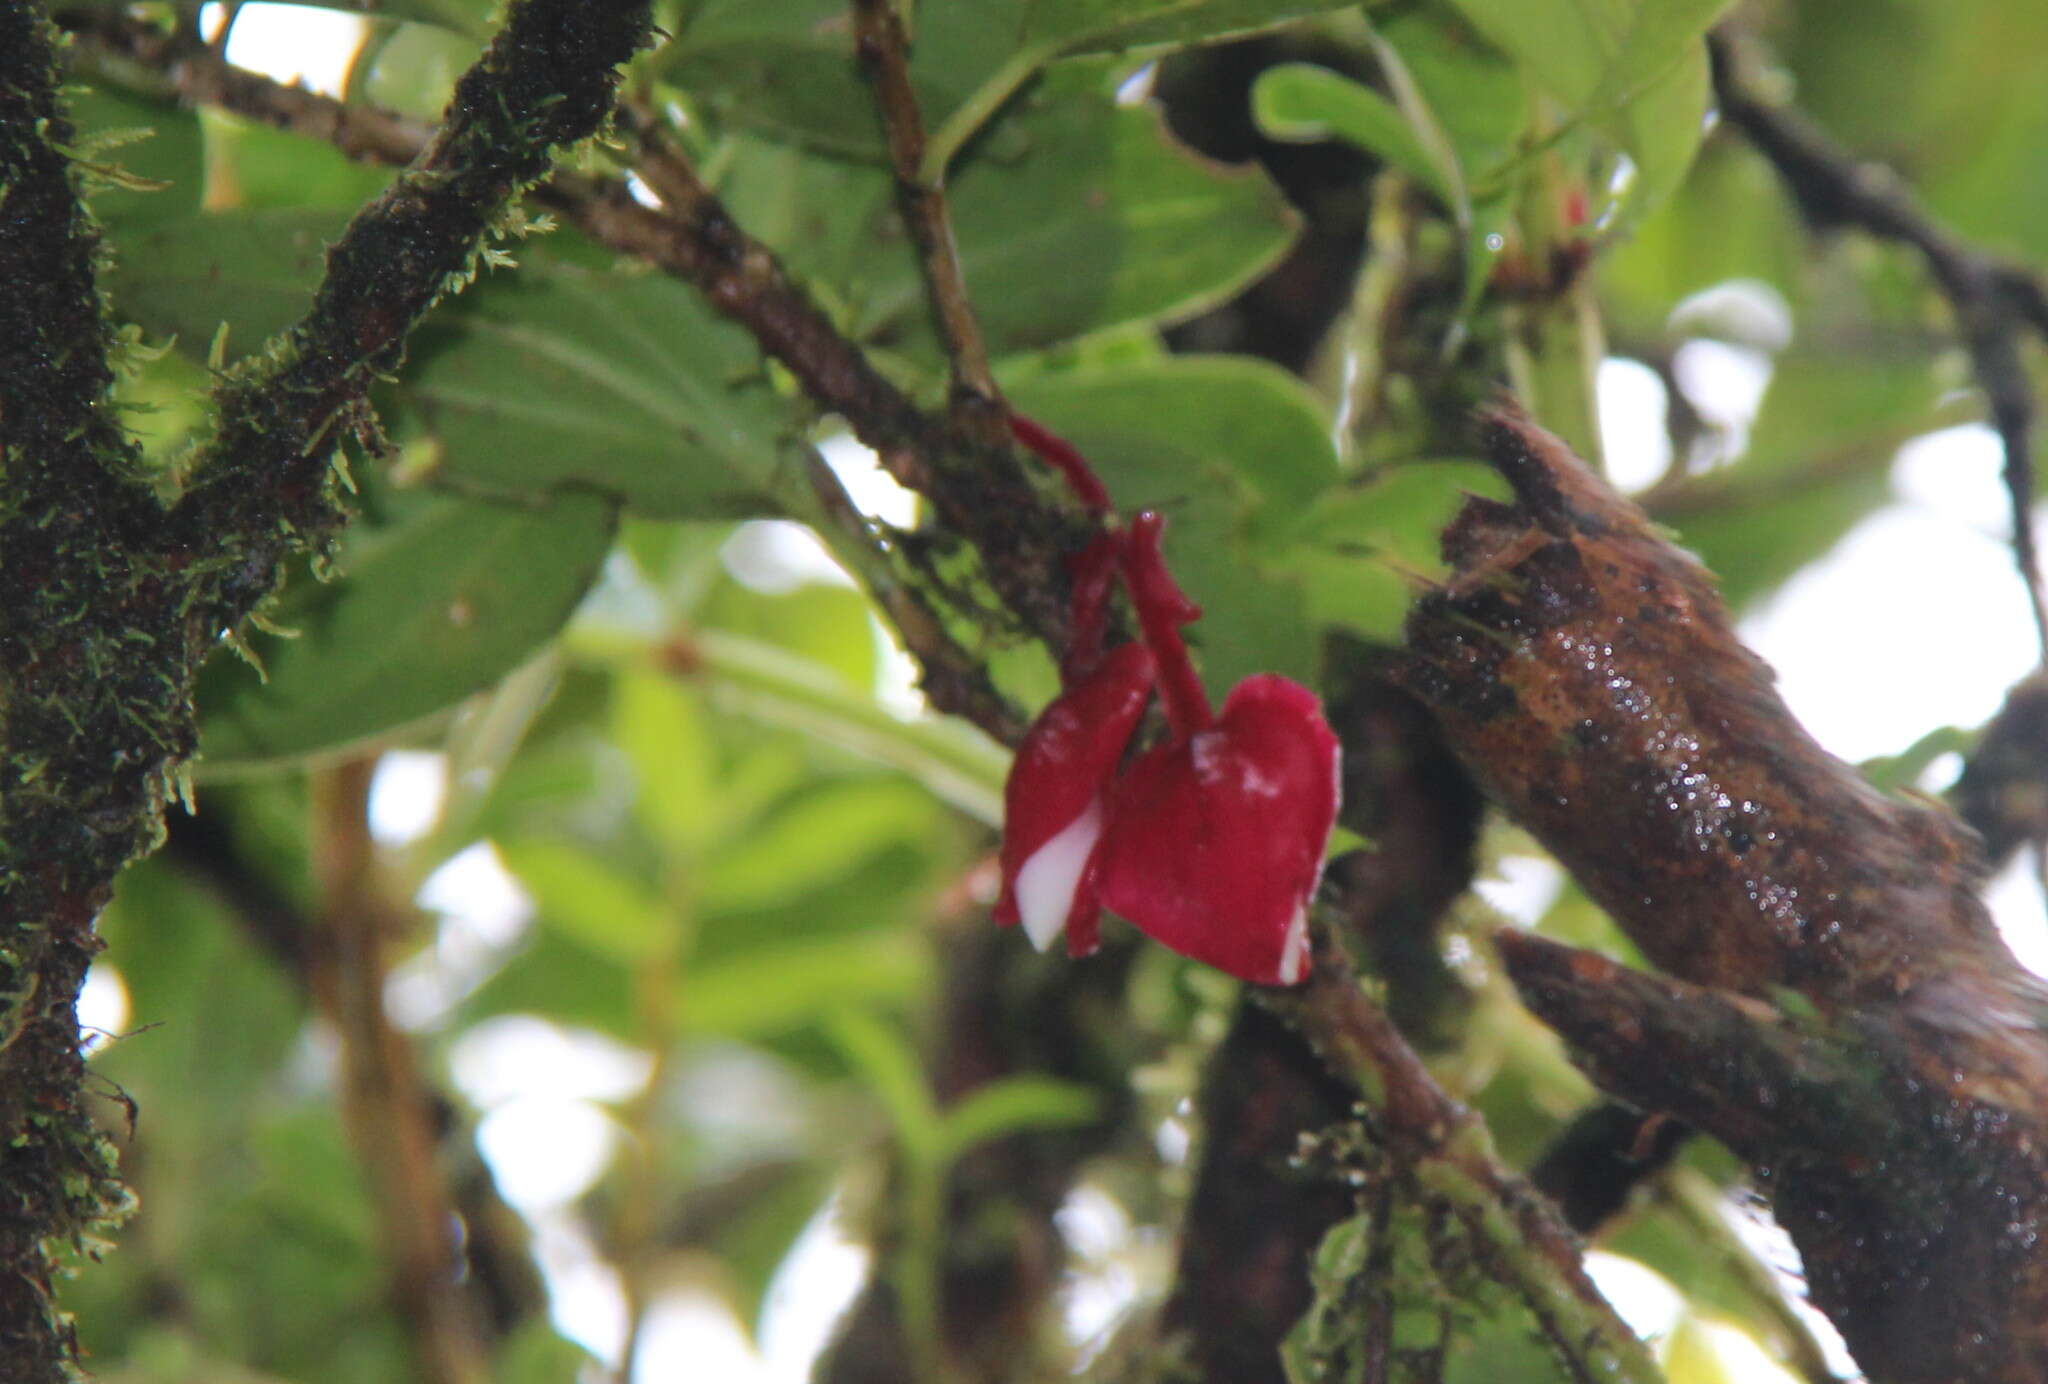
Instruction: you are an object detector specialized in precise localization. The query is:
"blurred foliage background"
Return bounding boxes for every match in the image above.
[43,0,2048,1379]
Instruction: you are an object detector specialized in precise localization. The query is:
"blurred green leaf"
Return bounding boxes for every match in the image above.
[686,932,930,1039]
[500,838,676,963]
[687,628,1008,825]
[1253,63,1455,205]
[825,1009,941,1165]
[204,111,397,212]
[665,0,1354,162]
[197,487,616,769]
[613,672,721,855]
[67,85,205,229]
[696,578,882,692]
[105,208,350,362]
[1041,0,1360,53]
[936,1076,1100,1162]
[359,22,484,117]
[699,776,942,912]
[1440,0,1728,227]
[497,1320,599,1384]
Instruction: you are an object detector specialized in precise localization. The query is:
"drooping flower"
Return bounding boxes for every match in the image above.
[992,641,1156,955]
[992,416,1343,986]
[1094,675,1341,986]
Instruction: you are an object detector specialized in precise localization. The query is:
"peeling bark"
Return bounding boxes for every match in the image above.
[1405,406,2048,1383]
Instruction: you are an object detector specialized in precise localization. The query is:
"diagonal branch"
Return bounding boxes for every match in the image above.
[850,0,1003,427]
[1261,922,1663,1384]
[1709,26,2048,659]
[68,18,1092,733]
[1405,404,2048,1384]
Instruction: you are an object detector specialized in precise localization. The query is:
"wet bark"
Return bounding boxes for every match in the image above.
[1405,406,2048,1384]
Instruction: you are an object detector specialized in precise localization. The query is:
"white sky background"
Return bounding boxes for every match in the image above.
[69,8,2048,1381]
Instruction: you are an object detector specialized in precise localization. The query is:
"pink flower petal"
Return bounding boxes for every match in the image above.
[994,642,1156,954]
[1096,675,1340,985]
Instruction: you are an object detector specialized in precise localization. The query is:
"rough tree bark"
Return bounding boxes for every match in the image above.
[1407,406,2048,1383]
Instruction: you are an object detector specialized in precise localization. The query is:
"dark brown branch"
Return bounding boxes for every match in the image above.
[1953,669,2048,869]
[1153,655,1484,1377]
[802,452,1028,745]
[850,0,1003,427]
[1528,1103,1690,1237]
[1405,405,2048,1383]
[1709,27,2048,659]
[1157,999,1358,1382]
[0,10,153,1373]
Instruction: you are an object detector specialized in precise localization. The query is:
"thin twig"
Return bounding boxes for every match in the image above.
[850,0,1004,430]
[308,762,489,1384]
[1710,26,2048,660]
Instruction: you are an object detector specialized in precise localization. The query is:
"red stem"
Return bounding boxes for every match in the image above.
[1120,512,1212,738]
[1062,534,1123,684]
[1008,414,1112,514]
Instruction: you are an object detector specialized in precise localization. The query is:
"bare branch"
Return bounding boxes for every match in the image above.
[1710,27,2048,661]
[850,0,1003,426]
[308,762,489,1384]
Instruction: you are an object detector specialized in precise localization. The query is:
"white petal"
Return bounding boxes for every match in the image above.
[1278,900,1310,985]
[1015,800,1104,952]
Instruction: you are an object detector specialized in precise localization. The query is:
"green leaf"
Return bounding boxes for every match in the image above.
[1252,63,1456,206]
[1439,0,1729,226]
[205,112,398,212]
[1360,7,1528,311]
[685,628,1009,826]
[686,933,931,1040]
[612,673,720,856]
[698,776,942,913]
[1029,0,1362,55]
[857,63,1298,360]
[824,1009,941,1165]
[394,251,792,516]
[498,839,676,964]
[105,209,352,362]
[196,487,617,769]
[695,578,882,693]
[662,0,1011,160]
[935,1076,1100,1162]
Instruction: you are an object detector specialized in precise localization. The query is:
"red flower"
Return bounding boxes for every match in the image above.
[992,418,1342,985]
[1095,675,1340,986]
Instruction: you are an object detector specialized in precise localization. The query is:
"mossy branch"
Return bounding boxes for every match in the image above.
[0,2,651,1376]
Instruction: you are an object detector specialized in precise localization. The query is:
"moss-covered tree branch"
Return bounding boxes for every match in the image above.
[67,17,1089,736]
[0,2,649,1375]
